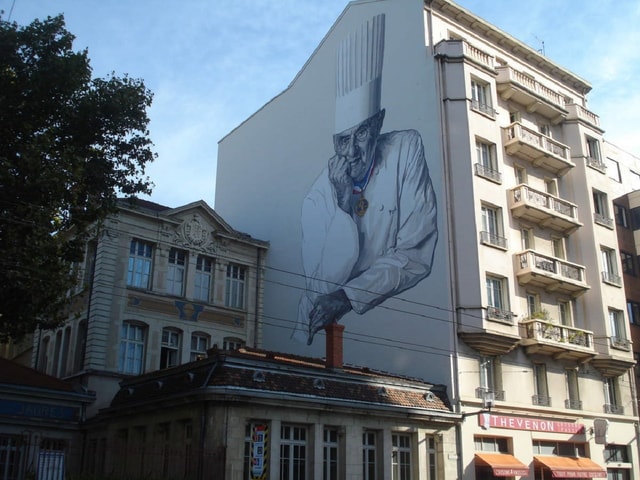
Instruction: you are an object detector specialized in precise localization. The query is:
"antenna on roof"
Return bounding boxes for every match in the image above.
[534,35,546,56]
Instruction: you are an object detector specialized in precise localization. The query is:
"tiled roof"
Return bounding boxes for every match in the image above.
[117,197,170,213]
[109,347,453,415]
[0,357,77,393]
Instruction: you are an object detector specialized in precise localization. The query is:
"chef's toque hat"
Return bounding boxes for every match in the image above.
[334,14,385,134]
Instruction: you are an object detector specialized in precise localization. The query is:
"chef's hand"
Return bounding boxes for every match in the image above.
[328,155,352,214]
[307,289,352,345]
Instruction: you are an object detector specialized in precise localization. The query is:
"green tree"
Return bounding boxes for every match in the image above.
[0,14,155,340]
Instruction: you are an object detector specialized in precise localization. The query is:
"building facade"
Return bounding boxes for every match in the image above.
[215,0,640,478]
[31,199,268,416]
[83,341,459,480]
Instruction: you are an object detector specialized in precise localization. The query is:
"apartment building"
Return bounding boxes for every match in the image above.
[216,0,640,478]
[31,198,268,416]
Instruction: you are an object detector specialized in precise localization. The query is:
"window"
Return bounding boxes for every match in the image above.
[323,428,339,480]
[609,309,629,350]
[479,356,503,400]
[475,140,501,182]
[481,205,506,249]
[565,369,581,410]
[631,171,640,191]
[167,248,187,296]
[593,190,612,227]
[526,293,539,318]
[194,255,213,302]
[38,336,50,373]
[127,240,153,289]
[474,436,508,453]
[0,435,23,480]
[544,178,557,196]
[223,337,245,351]
[539,124,551,137]
[604,445,629,463]
[119,322,146,375]
[509,111,521,124]
[74,320,87,373]
[426,436,437,480]
[486,275,509,320]
[520,226,534,250]
[225,264,246,309]
[533,440,586,457]
[190,333,209,361]
[607,158,622,182]
[280,425,307,480]
[160,328,181,369]
[614,204,629,228]
[552,237,565,259]
[604,377,623,414]
[586,135,602,162]
[558,301,572,326]
[471,78,494,117]
[391,433,412,480]
[363,431,379,480]
[621,252,635,276]
[602,248,621,285]
[627,301,640,325]
[515,165,527,185]
[533,364,550,406]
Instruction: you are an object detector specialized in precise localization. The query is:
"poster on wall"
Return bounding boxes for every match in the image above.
[294,13,438,346]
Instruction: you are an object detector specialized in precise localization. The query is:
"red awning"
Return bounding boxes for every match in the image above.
[534,456,607,478]
[475,453,530,477]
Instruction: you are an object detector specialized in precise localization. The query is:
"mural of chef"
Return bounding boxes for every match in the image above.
[296,13,438,345]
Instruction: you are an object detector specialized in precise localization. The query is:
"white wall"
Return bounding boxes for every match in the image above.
[216,0,455,384]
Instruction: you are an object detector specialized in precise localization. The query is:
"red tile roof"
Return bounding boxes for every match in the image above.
[0,357,77,393]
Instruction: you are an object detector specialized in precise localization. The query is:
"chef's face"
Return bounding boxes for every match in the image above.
[333,109,385,181]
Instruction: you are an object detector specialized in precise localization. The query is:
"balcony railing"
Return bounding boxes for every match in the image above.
[566,103,601,129]
[502,123,574,175]
[610,336,631,351]
[594,213,614,229]
[480,231,508,250]
[471,100,497,119]
[603,403,624,415]
[532,395,552,407]
[510,185,581,234]
[486,305,515,325]
[496,66,567,121]
[474,163,502,183]
[586,156,607,173]
[565,399,583,410]
[602,271,622,287]
[521,319,593,349]
[476,386,505,401]
[516,250,588,296]
[434,39,495,71]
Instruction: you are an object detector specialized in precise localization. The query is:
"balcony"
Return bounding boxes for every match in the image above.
[532,395,552,407]
[610,336,631,351]
[515,250,589,297]
[509,185,582,235]
[434,39,495,72]
[520,319,595,362]
[603,404,624,415]
[502,123,574,176]
[486,306,515,324]
[594,213,614,229]
[474,163,502,183]
[480,231,508,250]
[602,271,622,287]
[565,399,583,410]
[476,386,505,402]
[566,103,602,131]
[496,66,567,123]
[585,156,607,173]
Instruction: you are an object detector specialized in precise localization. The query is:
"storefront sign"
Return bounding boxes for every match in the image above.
[0,399,79,421]
[250,423,269,480]
[479,413,584,434]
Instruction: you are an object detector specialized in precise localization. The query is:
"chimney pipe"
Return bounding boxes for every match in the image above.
[325,323,345,369]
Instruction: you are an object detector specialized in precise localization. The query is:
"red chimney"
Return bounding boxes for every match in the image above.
[325,323,345,369]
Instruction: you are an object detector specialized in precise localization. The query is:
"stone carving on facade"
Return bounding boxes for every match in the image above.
[173,215,217,254]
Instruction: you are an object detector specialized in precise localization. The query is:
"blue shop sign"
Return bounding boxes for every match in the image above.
[0,399,79,421]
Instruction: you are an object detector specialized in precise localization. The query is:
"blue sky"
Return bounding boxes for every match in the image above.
[4,0,640,207]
